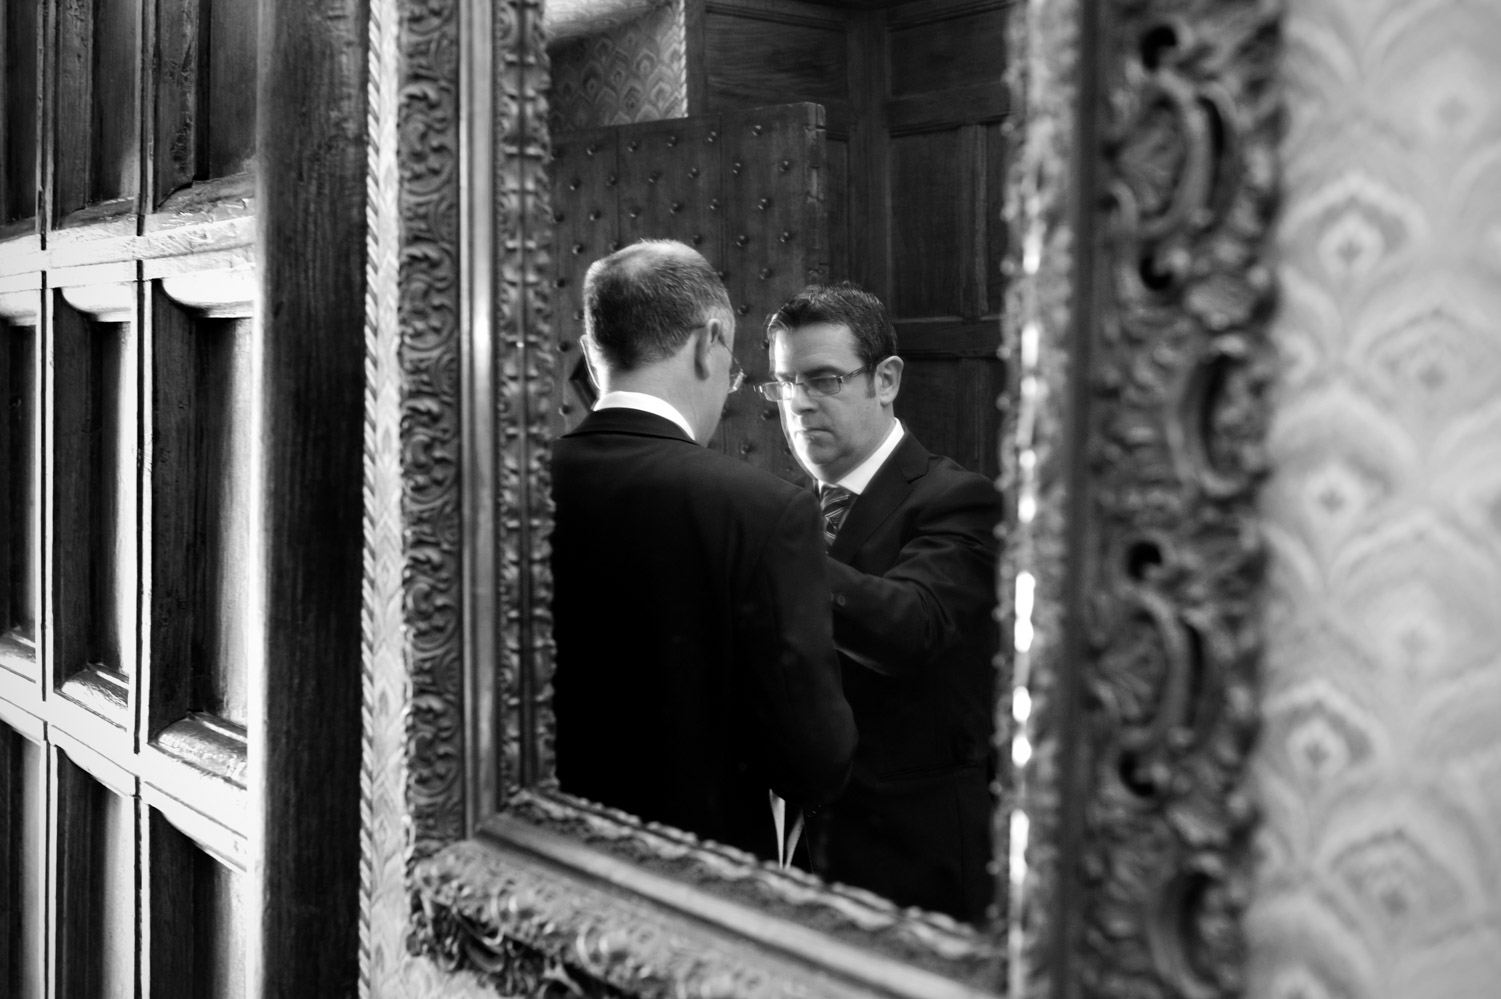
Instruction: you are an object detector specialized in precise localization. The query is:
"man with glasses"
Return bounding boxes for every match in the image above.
[762,282,1001,923]
[550,240,856,863]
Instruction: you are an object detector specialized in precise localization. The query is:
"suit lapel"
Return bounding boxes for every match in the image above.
[828,434,930,563]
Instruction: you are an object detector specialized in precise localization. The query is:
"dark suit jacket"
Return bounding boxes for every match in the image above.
[812,431,1001,922]
[550,407,857,861]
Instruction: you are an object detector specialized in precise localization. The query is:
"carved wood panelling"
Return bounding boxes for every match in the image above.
[360,0,476,992]
[362,0,1285,994]
[1010,0,1280,997]
[1075,2,1279,997]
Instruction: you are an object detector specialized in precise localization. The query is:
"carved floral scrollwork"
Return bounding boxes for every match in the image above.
[505,792,993,973]
[411,838,875,999]
[1069,1,1278,998]
[392,0,467,869]
[413,888,625,999]
[361,0,473,991]
[369,0,1282,992]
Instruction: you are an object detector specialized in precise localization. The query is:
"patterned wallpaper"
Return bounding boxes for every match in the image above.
[1248,2,1501,998]
[548,0,687,134]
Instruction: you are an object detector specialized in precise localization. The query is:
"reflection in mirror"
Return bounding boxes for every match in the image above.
[543,0,1010,925]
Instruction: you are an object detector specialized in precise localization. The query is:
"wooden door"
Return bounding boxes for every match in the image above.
[687,0,1011,481]
[0,0,366,996]
[551,102,829,485]
[875,0,1009,484]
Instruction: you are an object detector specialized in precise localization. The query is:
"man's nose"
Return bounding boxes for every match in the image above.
[788,382,819,412]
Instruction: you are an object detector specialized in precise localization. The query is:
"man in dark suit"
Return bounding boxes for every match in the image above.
[761,283,1001,922]
[550,240,857,863]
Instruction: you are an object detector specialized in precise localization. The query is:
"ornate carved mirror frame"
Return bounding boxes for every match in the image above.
[358,0,1281,994]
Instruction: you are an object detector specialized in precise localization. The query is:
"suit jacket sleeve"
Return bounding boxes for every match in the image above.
[827,473,999,678]
[739,491,857,810]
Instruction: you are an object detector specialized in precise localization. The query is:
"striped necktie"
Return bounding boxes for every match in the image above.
[819,484,854,549]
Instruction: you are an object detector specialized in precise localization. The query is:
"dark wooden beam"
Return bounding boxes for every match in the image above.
[250,0,368,993]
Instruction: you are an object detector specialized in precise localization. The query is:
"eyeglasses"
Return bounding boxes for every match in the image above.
[703,325,745,393]
[756,367,869,402]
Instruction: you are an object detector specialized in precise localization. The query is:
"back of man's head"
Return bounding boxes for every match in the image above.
[583,240,733,371]
[764,281,898,368]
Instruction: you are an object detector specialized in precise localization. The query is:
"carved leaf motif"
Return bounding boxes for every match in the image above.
[365,0,1282,995]
[1059,1,1280,997]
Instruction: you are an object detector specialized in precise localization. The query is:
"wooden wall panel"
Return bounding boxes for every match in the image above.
[92,0,141,204]
[702,10,846,108]
[702,2,847,111]
[87,320,131,675]
[0,723,45,999]
[2,324,38,652]
[886,5,1006,98]
[49,297,138,691]
[881,0,1009,479]
[826,136,849,282]
[146,808,246,999]
[55,0,97,216]
[889,128,963,318]
[191,841,244,996]
[154,0,259,206]
[55,0,141,219]
[984,120,1007,313]
[685,0,1011,479]
[1,0,346,992]
[841,8,887,296]
[896,355,1003,481]
[144,285,195,730]
[147,291,251,732]
[187,317,250,724]
[3,0,40,225]
[50,748,137,999]
[204,0,257,179]
[152,0,204,203]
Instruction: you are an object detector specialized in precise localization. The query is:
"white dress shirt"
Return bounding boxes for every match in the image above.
[594,390,696,441]
[827,418,905,495]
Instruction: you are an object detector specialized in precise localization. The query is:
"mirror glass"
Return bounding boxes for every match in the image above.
[540,0,1010,926]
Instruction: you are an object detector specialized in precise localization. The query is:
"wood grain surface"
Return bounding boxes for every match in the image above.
[251,0,369,994]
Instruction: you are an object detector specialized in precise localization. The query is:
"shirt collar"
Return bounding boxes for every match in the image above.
[594,391,696,441]
[827,418,904,496]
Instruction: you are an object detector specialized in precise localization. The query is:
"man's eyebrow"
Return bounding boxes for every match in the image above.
[772,364,843,379]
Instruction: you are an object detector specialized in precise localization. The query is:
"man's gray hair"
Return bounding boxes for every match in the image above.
[583,240,733,370]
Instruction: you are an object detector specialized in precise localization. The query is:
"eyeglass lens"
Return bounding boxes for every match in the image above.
[757,368,865,401]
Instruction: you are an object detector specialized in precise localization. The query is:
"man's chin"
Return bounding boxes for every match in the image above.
[790,446,837,481]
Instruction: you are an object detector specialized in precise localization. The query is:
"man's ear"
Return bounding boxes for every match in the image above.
[875,354,903,405]
[580,334,603,390]
[691,321,717,380]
